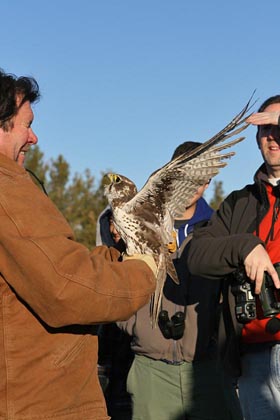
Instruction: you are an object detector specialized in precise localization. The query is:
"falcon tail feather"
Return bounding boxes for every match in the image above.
[149,248,181,327]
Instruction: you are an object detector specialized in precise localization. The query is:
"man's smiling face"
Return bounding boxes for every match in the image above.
[0,99,38,166]
[257,103,280,178]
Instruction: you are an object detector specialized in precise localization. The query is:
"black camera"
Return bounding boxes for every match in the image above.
[230,264,280,324]
[158,310,185,340]
[231,269,257,324]
[260,269,280,318]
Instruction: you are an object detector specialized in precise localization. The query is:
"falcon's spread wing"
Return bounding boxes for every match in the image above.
[104,98,253,327]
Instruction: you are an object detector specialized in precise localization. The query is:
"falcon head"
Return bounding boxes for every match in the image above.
[103,173,137,208]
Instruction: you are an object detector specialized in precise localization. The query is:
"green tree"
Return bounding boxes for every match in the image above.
[65,169,100,249]
[209,180,225,210]
[93,171,110,215]
[25,145,49,191]
[47,155,71,215]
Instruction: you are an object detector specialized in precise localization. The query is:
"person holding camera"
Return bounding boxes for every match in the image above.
[117,141,243,420]
[188,96,280,420]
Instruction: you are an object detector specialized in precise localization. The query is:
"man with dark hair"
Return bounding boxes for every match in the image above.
[188,96,280,419]
[0,71,40,131]
[0,68,156,419]
[116,141,243,420]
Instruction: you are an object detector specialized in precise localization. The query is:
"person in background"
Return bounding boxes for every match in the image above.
[116,141,243,420]
[0,68,156,420]
[188,95,280,420]
[96,206,133,420]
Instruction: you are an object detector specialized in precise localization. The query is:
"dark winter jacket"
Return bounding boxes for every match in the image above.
[188,163,279,375]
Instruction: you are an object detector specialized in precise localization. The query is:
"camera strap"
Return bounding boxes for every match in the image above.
[256,190,280,244]
[26,168,48,196]
[264,197,280,244]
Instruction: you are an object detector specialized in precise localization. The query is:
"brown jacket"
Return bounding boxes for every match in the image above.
[0,154,155,419]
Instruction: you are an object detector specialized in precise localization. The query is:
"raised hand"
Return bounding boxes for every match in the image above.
[247,111,280,126]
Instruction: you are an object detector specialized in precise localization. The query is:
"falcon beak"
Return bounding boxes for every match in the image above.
[102,173,119,186]
[108,173,116,183]
[102,174,112,186]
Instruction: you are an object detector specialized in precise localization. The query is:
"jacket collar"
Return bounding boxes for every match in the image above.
[254,163,269,185]
[0,152,27,174]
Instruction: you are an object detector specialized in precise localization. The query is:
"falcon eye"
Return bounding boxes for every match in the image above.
[115,176,121,183]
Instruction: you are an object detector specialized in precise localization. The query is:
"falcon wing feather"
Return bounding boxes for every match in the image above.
[126,95,253,224]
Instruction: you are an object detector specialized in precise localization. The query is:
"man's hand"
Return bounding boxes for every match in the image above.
[122,253,157,277]
[244,244,280,293]
[246,111,280,126]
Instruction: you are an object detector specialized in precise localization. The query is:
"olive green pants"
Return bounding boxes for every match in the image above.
[127,355,243,420]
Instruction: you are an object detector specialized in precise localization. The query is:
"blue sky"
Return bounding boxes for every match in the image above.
[1,1,279,201]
